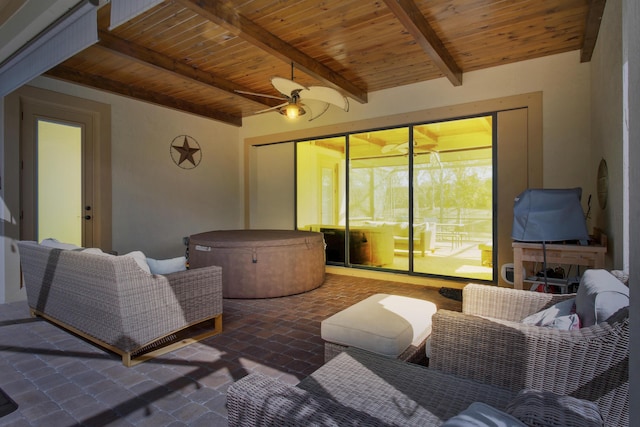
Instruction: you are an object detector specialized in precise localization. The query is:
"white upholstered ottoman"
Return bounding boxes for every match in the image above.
[321,294,437,363]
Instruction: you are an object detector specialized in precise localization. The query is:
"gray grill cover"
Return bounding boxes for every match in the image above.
[512,188,589,243]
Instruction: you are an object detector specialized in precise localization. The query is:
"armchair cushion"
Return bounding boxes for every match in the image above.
[506,389,604,427]
[442,402,526,427]
[576,269,629,327]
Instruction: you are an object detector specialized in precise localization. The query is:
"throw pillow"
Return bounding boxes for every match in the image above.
[521,298,580,330]
[576,269,629,327]
[122,251,151,274]
[545,313,580,330]
[146,256,187,275]
[505,389,604,427]
[442,402,527,427]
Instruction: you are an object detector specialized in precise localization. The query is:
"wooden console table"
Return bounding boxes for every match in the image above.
[512,237,607,290]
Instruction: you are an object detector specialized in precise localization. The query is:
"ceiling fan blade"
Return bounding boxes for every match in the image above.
[271,77,307,97]
[235,89,287,100]
[307,102,332,122]
[381,144,399,153]
[299,86,349,111]
[254,101,289,114]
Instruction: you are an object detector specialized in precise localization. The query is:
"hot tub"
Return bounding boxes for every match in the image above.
[188,230,326,298]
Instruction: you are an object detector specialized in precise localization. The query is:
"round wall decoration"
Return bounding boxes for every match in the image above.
[170,135,202,169]
[597,158,608,209]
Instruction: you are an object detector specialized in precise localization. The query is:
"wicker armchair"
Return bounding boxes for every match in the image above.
[429,283,629,427]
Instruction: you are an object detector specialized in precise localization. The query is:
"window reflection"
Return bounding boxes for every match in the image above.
[297,115,493,281]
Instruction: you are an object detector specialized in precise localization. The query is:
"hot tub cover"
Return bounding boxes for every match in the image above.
[189,230,326,298]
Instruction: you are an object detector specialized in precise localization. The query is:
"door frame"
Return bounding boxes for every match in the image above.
[22,105,93,246]
[17,85,112,250]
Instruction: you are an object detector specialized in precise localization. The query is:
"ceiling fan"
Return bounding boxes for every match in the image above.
[236,63,349,121]
[381,140,437,155]
[381,141,410,154]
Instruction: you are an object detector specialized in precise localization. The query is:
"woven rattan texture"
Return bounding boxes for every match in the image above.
[430,283,629,427]
[228,347,516,426]
[17,241,223,360]
[506,389,604,427]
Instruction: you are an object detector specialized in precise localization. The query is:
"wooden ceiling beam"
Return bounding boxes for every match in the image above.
[174,0,368,104]
[45,65,242,126]
[580,0,607,63]
[96,31,282,109]
[383,0,462,86]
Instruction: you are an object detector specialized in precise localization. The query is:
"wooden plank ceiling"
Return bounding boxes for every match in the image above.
[45,0,604,127]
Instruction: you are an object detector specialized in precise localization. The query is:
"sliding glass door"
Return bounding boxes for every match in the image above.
[296,115,494,281]
[348,128,409,270]
[411,117,493,279]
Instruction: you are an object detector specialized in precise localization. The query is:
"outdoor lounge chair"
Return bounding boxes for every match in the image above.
[429,279,629,427]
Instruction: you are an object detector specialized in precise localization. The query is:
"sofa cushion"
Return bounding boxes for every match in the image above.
[391,222,426,238]
[576,269,629,327]
[442,402,526,427]
[394,222,409,237]
[521,298,580,330]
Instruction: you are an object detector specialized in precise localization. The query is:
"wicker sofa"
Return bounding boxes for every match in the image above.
[430,277,629,427]
[17,240,223,367]
[228,347,605,426]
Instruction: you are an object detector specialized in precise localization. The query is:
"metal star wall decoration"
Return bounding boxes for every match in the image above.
[170,135,201,169]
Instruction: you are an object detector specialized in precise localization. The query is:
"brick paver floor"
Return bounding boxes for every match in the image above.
[0,273,462,426]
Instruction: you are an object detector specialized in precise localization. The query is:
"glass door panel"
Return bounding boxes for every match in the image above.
[349,128,409,270]
[412,116,494,280]
[296,137,346,264]
[37,119,83,246]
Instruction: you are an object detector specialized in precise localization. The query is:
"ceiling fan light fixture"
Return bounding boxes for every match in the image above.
[280,103,305,119]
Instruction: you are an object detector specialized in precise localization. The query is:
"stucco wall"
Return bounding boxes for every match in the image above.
[591,0,624,270]
[31,76,245,258]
